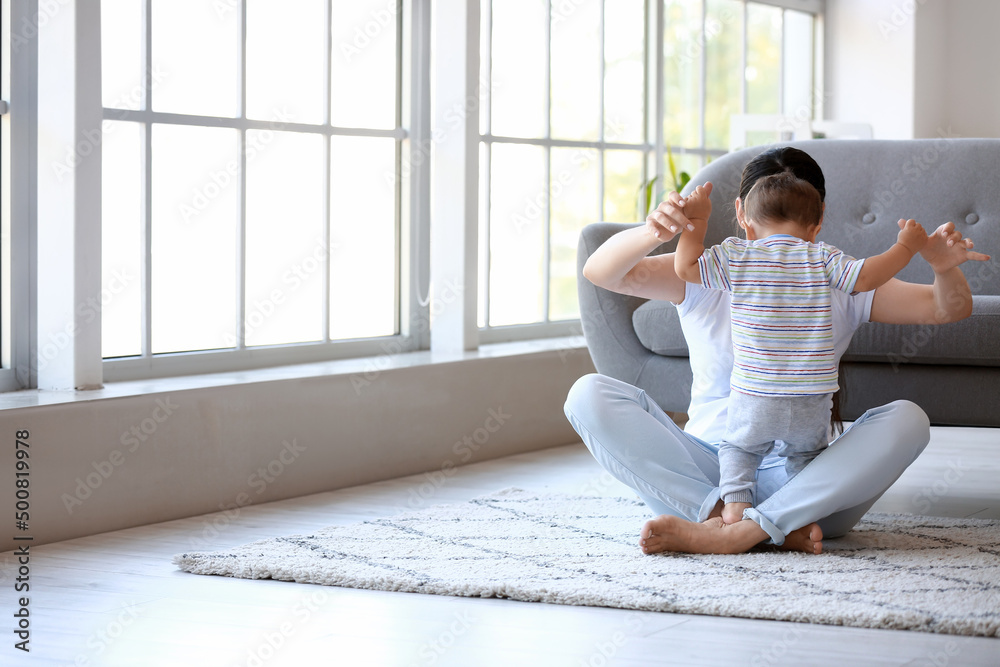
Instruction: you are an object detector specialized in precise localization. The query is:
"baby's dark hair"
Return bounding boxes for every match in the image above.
[742,171,823,227]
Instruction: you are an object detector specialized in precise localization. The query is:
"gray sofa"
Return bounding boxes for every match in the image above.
[577,139,1000,426]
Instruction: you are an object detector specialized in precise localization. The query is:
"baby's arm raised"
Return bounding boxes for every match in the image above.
[673,183,713,284]
[852,218,928,292]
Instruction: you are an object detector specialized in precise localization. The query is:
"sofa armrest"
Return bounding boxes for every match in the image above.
[577,222,668,386]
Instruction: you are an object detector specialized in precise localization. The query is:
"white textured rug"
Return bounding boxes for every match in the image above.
[174,489,1000,637]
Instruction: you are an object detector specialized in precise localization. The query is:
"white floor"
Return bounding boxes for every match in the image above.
[3,426,999,666]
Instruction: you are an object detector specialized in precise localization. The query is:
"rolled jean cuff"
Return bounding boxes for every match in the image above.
[697,487,722,523]
[743,507,784,546]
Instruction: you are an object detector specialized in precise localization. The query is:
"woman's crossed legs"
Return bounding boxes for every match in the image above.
[563,374,930,555]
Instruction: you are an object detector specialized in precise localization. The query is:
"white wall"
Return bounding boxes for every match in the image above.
[912,0,949,138]
[824,0,916,140]
[0,348,596,551]
[825,0,1000,140]
[940,0,1000,138]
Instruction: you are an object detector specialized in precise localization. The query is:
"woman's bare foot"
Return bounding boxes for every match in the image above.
[639,516,824,555]
[779,522,823,555]
[722,501,751,524]
[639,515,767,555]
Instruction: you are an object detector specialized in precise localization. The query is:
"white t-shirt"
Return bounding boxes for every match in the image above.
[674,281,875,444]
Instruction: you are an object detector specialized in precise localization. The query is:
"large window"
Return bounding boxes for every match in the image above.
[479,0,821,336]
[479,0,647,334]
[100,0,406,379]
[5,0,823,389]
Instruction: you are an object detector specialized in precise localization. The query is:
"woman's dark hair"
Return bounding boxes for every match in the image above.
[743,172,824,227]
[739,146,826,204]
[739,146,844,435]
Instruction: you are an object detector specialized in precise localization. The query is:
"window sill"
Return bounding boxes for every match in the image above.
[0,336,588,411]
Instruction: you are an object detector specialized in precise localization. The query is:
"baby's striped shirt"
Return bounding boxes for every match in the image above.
[697,235,865,396]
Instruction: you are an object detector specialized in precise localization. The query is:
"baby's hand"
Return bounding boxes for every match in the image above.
[681,182,713,226]
[896,218,928,254]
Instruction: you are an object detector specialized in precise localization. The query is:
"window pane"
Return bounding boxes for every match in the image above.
[664,152,703,194]
[480,0,491,134]
[783,10,814,119]
[704,0,743,150]
[746,3,781,115]
[551,0,600,141]
[604,0,645,144]
[491,0,547,139]
[478,143,489,329]
[329,136,396,339]
[151,0,239,117]
[245,131,325,347]
[101,0,143,110]
[102,121,143,358]
[331,0,398,129]
[604,149,643,223]
[550,148,598,321]
[664,0,703,148]
[151,125,238,353]
[488,144,545,326]
[247,0,326,125]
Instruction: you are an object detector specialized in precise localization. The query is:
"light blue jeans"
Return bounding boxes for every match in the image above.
[563,374,930,545]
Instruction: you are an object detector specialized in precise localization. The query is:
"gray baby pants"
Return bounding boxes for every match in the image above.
[719,390,833,505]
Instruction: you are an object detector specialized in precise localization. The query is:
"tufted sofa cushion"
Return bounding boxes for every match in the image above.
[633,295,1000,367]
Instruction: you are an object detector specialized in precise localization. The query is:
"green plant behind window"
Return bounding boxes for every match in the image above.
[636,145,693,220]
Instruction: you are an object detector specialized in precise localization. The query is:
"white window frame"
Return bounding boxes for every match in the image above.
[100,0,431,382]
[661,0,826,168]
[477,0,652,344]
[476,0,824,344]
[1,0,37,392]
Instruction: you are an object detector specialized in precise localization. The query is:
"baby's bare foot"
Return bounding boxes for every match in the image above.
[722,501,751,525]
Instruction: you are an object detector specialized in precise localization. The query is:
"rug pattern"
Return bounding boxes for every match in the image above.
[173,489,1000,636]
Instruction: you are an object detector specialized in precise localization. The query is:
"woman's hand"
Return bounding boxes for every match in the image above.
[646,183,712,243]
[919,221,990,273]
